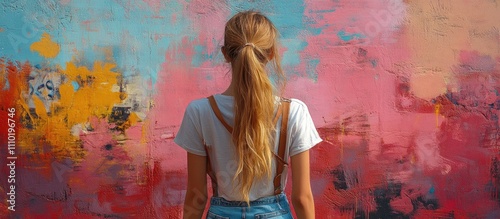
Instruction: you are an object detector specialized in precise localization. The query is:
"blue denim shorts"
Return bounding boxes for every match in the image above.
[207,193,293,219]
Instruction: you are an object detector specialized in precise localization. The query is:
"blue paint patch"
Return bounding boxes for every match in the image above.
[337,30,365,42]
[370,59,378,67]
[306,59,320,82]
[2,0,195,87]
[309,27,323,36]
[0,11,45,63]
[2,0,324,86]
[429,186,435,194]
[59,0,192,85]
[445,92,460,106]
[192,45,205,67]
[71,81,80,91]
[303,16,324,36]
[282,40,308,66]
[313,9,336,13]
[192,44,214,67]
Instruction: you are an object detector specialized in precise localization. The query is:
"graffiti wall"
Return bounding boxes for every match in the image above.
[1,0,499,218]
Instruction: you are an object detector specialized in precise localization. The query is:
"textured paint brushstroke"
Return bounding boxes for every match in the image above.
[13,61,124,162]
[29,32,60,58]
[405,1,500,100]
[60,61,123,124]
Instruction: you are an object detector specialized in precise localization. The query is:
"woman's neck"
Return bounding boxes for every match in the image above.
[221,79,235,96]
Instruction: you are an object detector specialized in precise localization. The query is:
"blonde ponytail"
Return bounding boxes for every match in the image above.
[223,11,285,204]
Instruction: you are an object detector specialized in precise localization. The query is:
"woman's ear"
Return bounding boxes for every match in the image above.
[221,46,231,63]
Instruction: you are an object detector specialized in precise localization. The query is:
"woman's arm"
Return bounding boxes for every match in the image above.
[183,152,208,219]
[291,150,315,219]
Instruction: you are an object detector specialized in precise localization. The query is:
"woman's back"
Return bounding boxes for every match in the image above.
[175,94,321,201]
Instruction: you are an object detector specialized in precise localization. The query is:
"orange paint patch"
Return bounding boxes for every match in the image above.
[30,32,60,58]
[405,1,500,99]
[33,97,48,120]
[127,112,140,126]
[410,73,446,100]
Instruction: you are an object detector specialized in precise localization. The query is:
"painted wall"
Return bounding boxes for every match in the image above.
[1,0,499,218]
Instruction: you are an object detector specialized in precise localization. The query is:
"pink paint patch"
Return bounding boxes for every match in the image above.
[150,35,232,171]
[143,0,163,12]
[294,0,410,125]
[153,0,232,130]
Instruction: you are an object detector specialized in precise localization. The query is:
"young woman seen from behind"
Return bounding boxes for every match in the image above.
[174,11,322,219]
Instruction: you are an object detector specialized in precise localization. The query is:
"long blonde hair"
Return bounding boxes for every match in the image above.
[223,11,285,203]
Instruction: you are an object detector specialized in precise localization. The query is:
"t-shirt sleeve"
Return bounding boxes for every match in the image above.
[288,100,323,157]
[174,102,207,156]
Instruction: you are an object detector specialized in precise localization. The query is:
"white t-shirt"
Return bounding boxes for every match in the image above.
[174,94,322,201]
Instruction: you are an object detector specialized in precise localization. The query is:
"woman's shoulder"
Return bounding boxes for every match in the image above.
[185,94,233,113]
[187,97,210,107]
[184,97,211,115]
[283,98,314,121]
[284,98,309,112]
[288,98,307,107]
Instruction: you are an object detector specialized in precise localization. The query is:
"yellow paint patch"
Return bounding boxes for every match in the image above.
[30,32,60,58]
[59,61,122,123]
[18,61,123,161]
[33,97,48,120]
[141,120,150,144]
[128,112,140,126]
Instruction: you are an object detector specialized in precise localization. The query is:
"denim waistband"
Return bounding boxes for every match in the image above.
[210,193,287,207]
